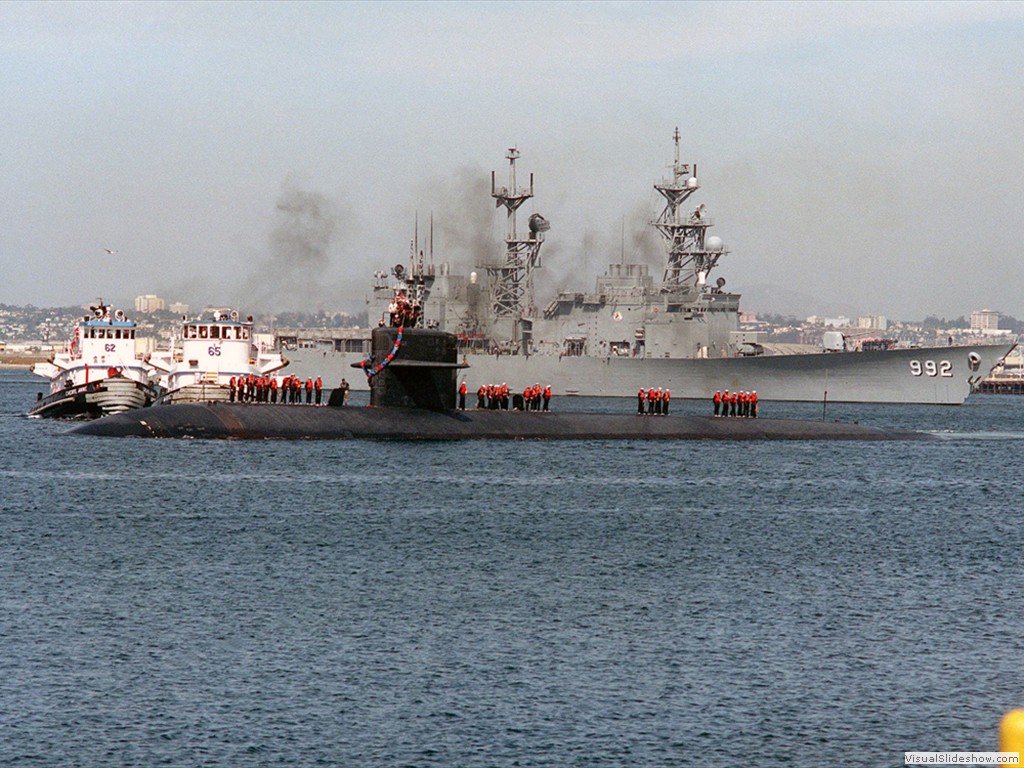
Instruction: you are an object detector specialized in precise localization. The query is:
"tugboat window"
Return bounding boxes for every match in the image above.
[211,327,220,339]
[199,326,208,339]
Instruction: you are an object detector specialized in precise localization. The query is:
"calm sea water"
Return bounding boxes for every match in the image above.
[2,369,1023,767]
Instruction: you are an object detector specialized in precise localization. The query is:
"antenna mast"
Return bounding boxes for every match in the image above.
[486,148,549,322]
[652,127,725,290]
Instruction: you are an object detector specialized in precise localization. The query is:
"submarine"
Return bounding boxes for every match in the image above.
[70,327,934,442]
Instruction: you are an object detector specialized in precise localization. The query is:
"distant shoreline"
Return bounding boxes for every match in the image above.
[0,356,45,370]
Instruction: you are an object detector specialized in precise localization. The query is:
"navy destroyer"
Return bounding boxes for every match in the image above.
[277,132,1013,404]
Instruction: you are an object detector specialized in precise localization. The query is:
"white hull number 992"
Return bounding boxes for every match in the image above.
[909,360,953,377]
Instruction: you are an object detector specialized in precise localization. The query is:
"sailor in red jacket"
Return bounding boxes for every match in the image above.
[713,390,721,416]
[638,387,646,415]
[458,381,467,410]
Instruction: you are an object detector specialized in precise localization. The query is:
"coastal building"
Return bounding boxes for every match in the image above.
[134,294,166,313]
[806,315,852,328]
[971,309,1000,331]
[857,315,888,331]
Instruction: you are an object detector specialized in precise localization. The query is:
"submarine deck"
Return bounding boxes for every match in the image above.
[68,403,934,441]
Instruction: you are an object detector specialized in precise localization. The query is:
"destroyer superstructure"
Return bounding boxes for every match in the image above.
[532,127,739,363]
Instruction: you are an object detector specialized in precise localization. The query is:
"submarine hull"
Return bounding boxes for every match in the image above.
[69,329,933,441]
[68,403,934,441]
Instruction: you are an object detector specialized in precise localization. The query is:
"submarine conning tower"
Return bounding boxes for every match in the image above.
[357,327,468,412]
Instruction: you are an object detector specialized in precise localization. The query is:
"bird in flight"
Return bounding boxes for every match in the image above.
[104,248,117,255]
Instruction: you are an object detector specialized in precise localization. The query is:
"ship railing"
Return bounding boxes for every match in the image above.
[651,214,716,228]
[703,293,740,310]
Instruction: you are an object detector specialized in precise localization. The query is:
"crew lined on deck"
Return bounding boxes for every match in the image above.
[637,387,671,415]
[713,390,757,418]
[473,383,553,411]
[227,373,334,405]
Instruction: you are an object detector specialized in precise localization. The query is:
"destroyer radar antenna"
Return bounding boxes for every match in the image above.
[652,127,726,290]
[486,148,548,344]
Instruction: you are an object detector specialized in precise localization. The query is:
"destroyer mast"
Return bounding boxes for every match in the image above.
[486,148,549,351]
[653,127,727,293]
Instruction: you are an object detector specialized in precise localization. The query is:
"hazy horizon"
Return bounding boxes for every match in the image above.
[4,1,1023,320]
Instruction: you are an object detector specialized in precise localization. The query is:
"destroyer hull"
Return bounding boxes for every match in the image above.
[279,342,1013,405]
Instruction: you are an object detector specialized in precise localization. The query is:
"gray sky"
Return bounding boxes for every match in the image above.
[3,0,1023,320]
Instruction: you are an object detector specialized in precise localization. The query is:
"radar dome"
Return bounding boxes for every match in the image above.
[528,213,551,233]
[705,236,724,252]
[686,177,698,189]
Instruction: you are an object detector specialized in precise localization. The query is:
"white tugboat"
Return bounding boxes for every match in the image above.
[148,309,288,404]
[29,301,159,418]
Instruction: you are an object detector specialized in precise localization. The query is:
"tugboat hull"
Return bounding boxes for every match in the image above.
[30,376,158,419]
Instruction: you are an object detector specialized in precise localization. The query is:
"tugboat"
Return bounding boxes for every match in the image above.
[29,301,159,418]
[148,309,288,404]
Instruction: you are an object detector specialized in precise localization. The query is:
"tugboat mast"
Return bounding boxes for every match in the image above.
[653,127,725,291]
